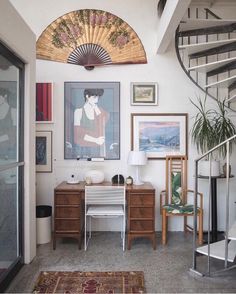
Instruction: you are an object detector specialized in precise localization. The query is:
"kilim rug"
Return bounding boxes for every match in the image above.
[33,271,145,293]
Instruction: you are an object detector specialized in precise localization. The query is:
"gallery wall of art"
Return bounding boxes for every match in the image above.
[10,0,236,232]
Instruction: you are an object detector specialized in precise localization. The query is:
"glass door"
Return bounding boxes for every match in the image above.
[0,42,24,291]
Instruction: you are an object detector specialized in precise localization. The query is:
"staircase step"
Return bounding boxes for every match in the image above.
[229,222,236,240]
[188,57,236,72]
[196,240,236,262]
[179,21,236,37]
[207,61,236,77]
[226,94,236,103]
[179,39,236,56]
[180,19,236,31]
[205,75,236,88]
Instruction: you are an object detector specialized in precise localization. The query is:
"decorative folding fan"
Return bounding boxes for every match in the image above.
[36,9,147,69]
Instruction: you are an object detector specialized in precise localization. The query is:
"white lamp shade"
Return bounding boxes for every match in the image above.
[127,151,147,166]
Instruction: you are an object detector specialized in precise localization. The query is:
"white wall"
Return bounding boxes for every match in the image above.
[0,0,36,263]
[10,0,236,232]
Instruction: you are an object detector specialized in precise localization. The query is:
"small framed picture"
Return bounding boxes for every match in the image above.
[36,82,53,123]
[36,131,52,172]
[131,82,158,105]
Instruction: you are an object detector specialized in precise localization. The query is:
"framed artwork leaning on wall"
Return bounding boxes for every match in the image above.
[64,82,120,160]
[36,131,52,172]
[131,113,188,159]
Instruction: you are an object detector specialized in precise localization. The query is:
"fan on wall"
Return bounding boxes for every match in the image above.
[36,9,147,70]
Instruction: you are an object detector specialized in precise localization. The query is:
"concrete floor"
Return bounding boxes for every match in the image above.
[6,232,236,293]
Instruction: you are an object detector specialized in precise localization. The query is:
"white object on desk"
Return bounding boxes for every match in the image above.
[84,170,104,184]
[67,174,79,184]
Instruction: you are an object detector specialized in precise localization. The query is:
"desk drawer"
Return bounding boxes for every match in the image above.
[130,220,154,232]
[55,219,80,232]
[130,207,153,218]
[55,206,80,218]
[129,194,154,206]
[55,194,80,205]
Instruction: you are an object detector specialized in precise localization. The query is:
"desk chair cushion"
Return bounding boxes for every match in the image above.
[87,205,124,216]
[171,172,183,205]
[163,204,200,214]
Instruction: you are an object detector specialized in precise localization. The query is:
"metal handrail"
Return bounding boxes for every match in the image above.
[191,134,236,276]
[195,134,236,163]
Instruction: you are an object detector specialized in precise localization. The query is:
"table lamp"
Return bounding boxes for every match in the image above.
[127,151,147,185]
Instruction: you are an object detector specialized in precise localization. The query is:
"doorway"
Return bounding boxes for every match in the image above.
[0,41,24,292]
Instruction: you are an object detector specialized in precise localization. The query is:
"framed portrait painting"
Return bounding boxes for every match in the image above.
[36,82,53,122]
[131,82,158,105]
[36,131,52,172]
[64,82,120,160]
[131,113,188,159]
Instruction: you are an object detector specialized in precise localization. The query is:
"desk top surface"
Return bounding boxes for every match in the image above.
[55,181,154,192]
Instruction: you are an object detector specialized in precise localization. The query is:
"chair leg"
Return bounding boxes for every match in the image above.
[84,214,87,251]
[89,215,92,238]
[198,210,203,245]
[123,215,125,251]
[184,216,188,233]
[84,215,91,251]
[162,209,167,245]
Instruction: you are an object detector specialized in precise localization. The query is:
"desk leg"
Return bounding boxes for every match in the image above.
[211,178,218,243]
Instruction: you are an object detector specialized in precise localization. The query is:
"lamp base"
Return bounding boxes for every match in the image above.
[133,166,144,185]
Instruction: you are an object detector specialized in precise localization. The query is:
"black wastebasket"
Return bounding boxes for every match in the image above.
[36,205,52,244]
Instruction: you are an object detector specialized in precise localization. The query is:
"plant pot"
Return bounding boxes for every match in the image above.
[199,160,220,177]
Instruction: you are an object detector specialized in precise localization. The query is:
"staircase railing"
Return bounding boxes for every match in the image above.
[191,134,236,276]
[175,7,236,111]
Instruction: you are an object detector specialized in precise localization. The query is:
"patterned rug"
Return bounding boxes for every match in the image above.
[0,268,6,275]
[33,271,145,293]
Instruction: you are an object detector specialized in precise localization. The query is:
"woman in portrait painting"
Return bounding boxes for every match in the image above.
[73,88,109,158]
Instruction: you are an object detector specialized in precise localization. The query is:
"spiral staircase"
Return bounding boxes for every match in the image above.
[172,3,236,275]
[176,7,236,111]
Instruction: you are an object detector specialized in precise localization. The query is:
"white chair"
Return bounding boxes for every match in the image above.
[84,185,126,251]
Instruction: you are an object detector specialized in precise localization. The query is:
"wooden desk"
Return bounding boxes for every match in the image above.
[53,181,156,250]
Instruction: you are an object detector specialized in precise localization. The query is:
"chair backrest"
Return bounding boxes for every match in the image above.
[165,156,187,205]
[85,185,126,206]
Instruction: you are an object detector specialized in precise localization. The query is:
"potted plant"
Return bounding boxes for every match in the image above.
[190,96,236,176]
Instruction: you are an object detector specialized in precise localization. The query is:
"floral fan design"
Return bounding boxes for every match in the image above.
[36,9,147,69]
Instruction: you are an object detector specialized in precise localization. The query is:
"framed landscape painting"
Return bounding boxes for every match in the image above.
[131,113,188,159]
[36,131,52,172]
[64,82,120,160]
[36,82,53,122]
[131,82,158,105]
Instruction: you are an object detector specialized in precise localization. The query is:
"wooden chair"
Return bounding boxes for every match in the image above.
[160,155,203,245]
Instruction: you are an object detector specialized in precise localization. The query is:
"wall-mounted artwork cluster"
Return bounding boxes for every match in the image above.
[36,9,147,69]
[35,82,53,173]
[35,80,187,168]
